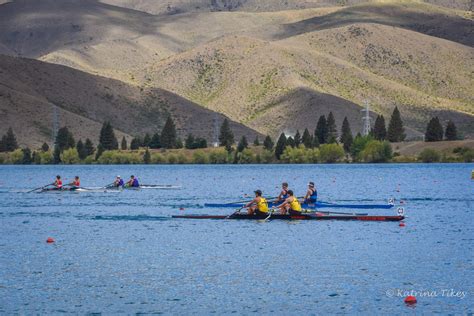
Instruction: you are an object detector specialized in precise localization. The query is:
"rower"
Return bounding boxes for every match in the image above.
[68,176,80,188]
[245,190,269,216]
[303,182,318,204]
[113,175,124,188]
[274,182,289,203]
[126,175,140,188]
[278,190,302,215]
[53,175,63,190]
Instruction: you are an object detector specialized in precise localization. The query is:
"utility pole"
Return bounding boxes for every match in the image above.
[361,100,371,136]
[52,104,59,145]
[213,113,219,147]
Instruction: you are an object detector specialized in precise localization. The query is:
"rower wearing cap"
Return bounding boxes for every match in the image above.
[126,175,140,188]
[275,182,289,203]
[53,175,63,189]
[303,182,318,204]
[114,175,124,188]
[245,190,269,216]
[277,190,302,215]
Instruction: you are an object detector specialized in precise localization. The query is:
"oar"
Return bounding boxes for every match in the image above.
[264,208,276,221]
[27,183,53,193]
[305,209,368,216]
[226,206,244,219]
[101,182,115,189]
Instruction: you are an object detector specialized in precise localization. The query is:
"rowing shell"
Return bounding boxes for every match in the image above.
[204,201,394,210]
[173,213,404,221]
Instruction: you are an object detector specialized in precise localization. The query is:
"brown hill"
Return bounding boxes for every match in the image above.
[0,54,260,148]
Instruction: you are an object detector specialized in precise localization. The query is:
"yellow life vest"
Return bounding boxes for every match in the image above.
[289,197,302,211]
[257,197,269,213]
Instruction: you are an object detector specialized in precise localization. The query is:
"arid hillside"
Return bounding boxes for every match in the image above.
[0,0,472,144]
[0,55,260,148]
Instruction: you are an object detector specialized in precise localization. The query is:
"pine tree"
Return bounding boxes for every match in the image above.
[302,128,312,148]
[1,127,18,152]
[315,115,328,144]
[340,117,353,152]
[237,136,248,152]
[185,134,195,149]
[143,148,151,164]
[373,115,387,140]
[53,145,61,164]
[84,138,95,156]
[387,107,405,142]
[121,136,127,150]
[149,133,161,149]
[326,112,337,143]
[41,142,49,152]
[130,137,141,150]
[161,116,177,149]
[0,136,4,152]
[294,130,301,147]
[197,138,207,148]
[56,127,74,151]
[175,138,183,149]
[76,139,88,160]
[274,133,287,160]
[95,144,104,160]
[218,119,234,150]
[286,136,295,148]
[22,148,32,164]
[445,120,457,141]
[143,133,151,148]
[263,135,274,150]
[99,122,118,150]
[253,136,260,146]
[425,117,444,142]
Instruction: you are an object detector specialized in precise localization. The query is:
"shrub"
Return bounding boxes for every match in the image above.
[260,150,275,163]
[176,153,188,164]
[418,148,441,163]
[167,154,178,164]
[281,145,319,163]
[238,148,256,164]
[192,150,208,164]
[392,155,417,163]
[39,151,53,164]
[461,149,474,162]
[9,149,23,164]
[151,153,166,164]
[61,148,80,164]
[208,149,228,164]
[83,155,95,164]
[97,150,142,164]
[319,144,345,163]
[360,141,392,163]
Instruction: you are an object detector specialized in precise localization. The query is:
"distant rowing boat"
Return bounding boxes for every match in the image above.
[204,200,394,210]
[173,212,404,221]
[36,184,181,192]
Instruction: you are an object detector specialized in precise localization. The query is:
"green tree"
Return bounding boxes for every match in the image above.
[149,133,161,149]
[143,148,151,164]
[340,117,353,152]
[387,107,405,142]
[218,119,234,151]
[84,138,95,156]
[53,145,61,164]
[350,134,373,162]
[121,136,128,150]
[263,135,274,151]
[3,128,18,152]
[41,142,49,152]
[294,130,301,147]
[185,134,196,149]
[99,122,118,150]
[373,115,387,140]
[130,137,141,150]
[360,140,392,162]
[56,127,75,151]
[176,138,183,149]
[302,128,312,148]
[253,136,260,146]
[425,117,444,142]
[418,148,441,162]
[161,116,177,149]
[274,133,287,160]
[95,144,104,160]
[21,148,32,164]
[445,120,458,141]
[60,148,80,164]
[237,136,248,152]
[327,112,337,143]
[143,133,151,147]
[319,143,345,163]
[286,136,295,148]
[76,139,88,160]
[315,115,328,144]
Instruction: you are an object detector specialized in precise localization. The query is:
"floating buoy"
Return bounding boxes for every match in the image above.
[404,295,417,304]
[399,222,405,227]
[179,207,184,211]
[46,237,55,243]
[400,200,405,204]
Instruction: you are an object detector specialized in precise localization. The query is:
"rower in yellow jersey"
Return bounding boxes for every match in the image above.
[245,190,269,216]
[277,190,302,215]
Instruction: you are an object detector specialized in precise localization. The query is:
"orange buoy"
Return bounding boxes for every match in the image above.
[46,237,55,243]
[399,222,405,227]
[404,296,417,304]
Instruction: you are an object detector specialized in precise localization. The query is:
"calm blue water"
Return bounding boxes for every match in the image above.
[0,164,473,314]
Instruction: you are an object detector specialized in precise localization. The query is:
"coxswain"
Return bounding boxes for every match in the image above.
[69,176,80,188]
[303,182,318,204]
[53,175,63,189]
[114,175,124,188]
[126,175,140,188]
[278,190,302,215]
[245,190,269,216]
[274,182,289,203]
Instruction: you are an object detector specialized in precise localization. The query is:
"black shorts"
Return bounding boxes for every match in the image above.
[255,210,269,216]
[289,209,302,215]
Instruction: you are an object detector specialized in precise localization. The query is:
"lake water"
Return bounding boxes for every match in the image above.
[0,164,473,314]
